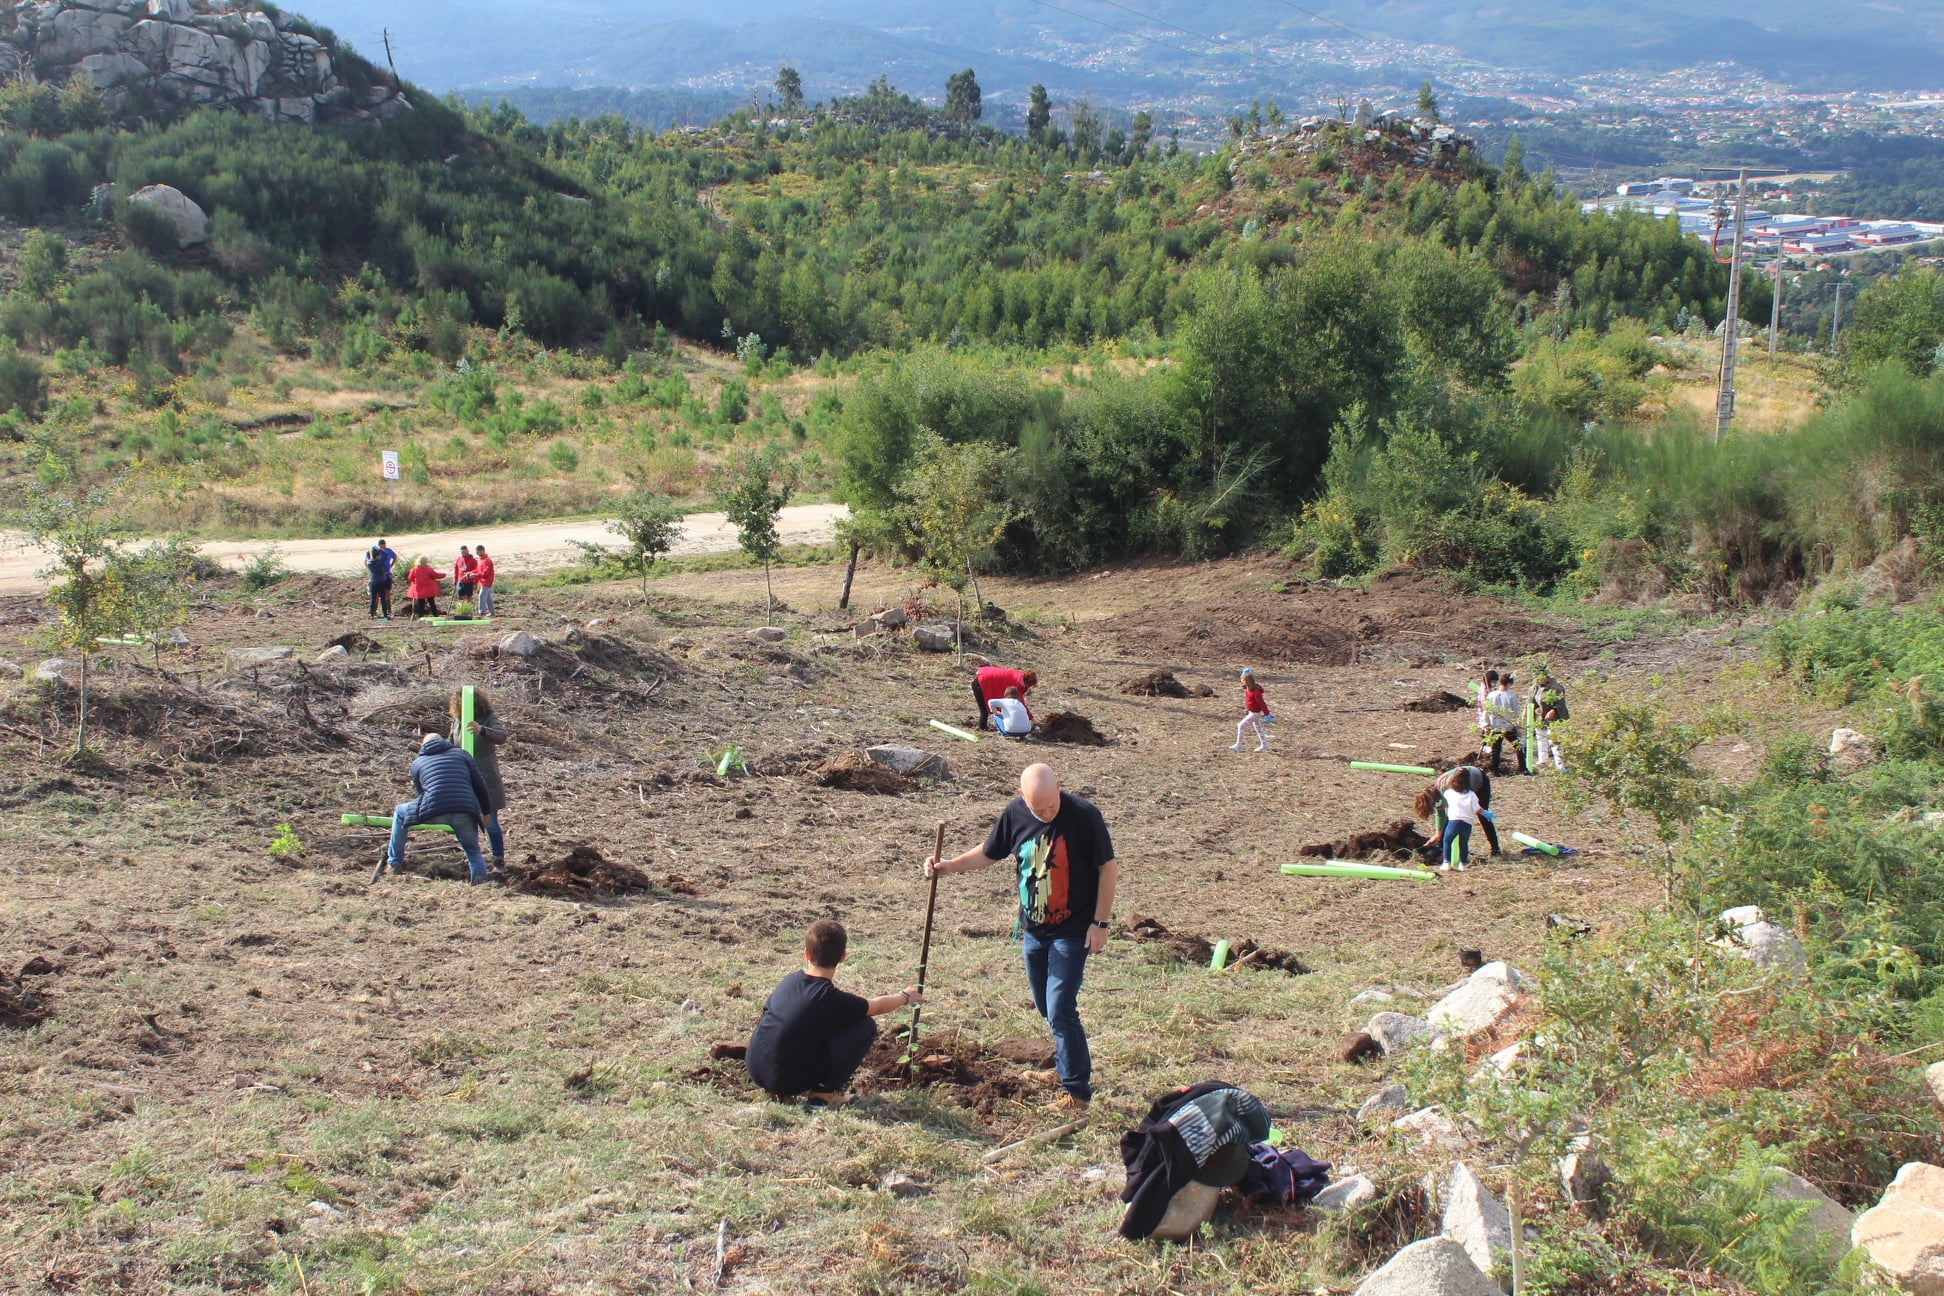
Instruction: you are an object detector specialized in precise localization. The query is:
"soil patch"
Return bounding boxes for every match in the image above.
[1038,711,1108,746]
[1298,819,1429,862]
[853,1029,1046,1116]
[1123,915,1307,975]
[1119,669,1190,698]
[506,845,656,900]
[1096,570,1571,668]
[1402,691,1469,713]
[0,981,52,1029]
[806,751,916,795]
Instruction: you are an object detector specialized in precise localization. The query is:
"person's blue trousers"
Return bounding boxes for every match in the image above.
[386,800,489,882]
[1021,928,1093,1101]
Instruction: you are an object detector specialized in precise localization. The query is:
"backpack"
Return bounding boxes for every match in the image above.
[365,548,386,579]
[1236,1142,1333,1207]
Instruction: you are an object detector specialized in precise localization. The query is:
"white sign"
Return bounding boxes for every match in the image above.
[381,451,400,481]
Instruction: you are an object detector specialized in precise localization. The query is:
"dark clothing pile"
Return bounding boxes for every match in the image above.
[1237,1143,1333,1207]
[1118,1081,1271,1239]
[406,737,492,823]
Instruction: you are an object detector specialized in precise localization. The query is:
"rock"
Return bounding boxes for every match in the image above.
[851,622,879,639]
[1392,1107,1468,1150]
[665,637,694,652]
[750,627,787,643]
[1440,1163,1512,1277]
[1352,1236,1500,1296]
[499,631,544,659]
[1426,962,1529,1038]
[1311,1173,1378,1211]
[872,606,909,628]
[4,0,411,127]
[316,645,349,662]
[1336,1031,1382,1063]
[128,184,209,246]
[1765,1169,1855,1251]
[1366,1011,1433,1055]
[0,658,21,680]
[1145,1180,1220,1242]
[1926,1061,1944,1112]
[227,646,293,668]
[912,622,961,652]
[1559,1134,1612,1212]
[1357,1084,1411,1123]
[1349,987,1396,1007]
[1830,726,1876,771]
[33,658,73,682]
[866,745,948,780]
[1854,1162,1944,1294]
[879,1171,930,1199]
[1475,1041,1526,1080]
[1710,905,1806,971]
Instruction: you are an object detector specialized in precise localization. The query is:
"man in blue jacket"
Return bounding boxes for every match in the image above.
[374,724,495,884]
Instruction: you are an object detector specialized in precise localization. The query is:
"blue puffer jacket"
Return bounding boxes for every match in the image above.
[407,737,490,822]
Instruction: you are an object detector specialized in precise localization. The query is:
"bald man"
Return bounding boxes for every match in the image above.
[926,763,1119,1110]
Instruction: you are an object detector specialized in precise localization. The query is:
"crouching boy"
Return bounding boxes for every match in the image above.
[746,920,924,1107]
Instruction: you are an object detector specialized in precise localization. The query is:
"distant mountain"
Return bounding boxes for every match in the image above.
[297,0,1944,111]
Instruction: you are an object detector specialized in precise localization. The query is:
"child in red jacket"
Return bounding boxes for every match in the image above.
[1231,668,1270,753]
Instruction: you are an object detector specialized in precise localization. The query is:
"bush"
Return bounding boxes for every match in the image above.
[0,347,45,417]
[546,440,580,473]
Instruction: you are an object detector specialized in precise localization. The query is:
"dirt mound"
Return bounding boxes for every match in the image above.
[1119,669,1190,698]
[325,630,384,655]
[1299,819,1429,861]
[1123,916,1306,975]
[1096,571,1571,668]
[1038,711,1108,746]
[1403,691,1469,713]
[853,1029,1045,1115]
[35,677,347,761]
[806,751,915,795]
[0,980,52,1029]
[506,845,656,900]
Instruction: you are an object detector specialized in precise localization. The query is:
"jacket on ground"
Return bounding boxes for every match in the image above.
[407,737,490,822]
[1119,1081,1271,1239]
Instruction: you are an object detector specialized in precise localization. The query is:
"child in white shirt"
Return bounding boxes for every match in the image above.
[1440,779,1481,871]
[987,687,1034,739]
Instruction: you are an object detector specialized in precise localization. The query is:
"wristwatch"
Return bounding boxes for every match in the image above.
[1092,920,1110,929]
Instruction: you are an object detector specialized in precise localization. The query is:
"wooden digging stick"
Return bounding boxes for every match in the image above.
[906,822,946,1067]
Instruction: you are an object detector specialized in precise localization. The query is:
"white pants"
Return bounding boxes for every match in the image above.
[1534,725,1564,770]
[1235,713,1268,750]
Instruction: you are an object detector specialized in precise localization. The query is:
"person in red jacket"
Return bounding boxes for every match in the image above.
[405,557,447,618]
[1231,667,1270,753]
[454,546,478,601]
[973,666,1037,731]
[473,544,496,618]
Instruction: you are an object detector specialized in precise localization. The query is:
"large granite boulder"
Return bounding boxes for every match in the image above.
[1854,1162,1944,1294]
[8,0,411,126]
[128,184,207,246]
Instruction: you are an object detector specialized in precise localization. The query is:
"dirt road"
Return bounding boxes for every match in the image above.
[0,502,850,593]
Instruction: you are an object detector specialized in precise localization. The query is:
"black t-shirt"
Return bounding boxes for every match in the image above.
[982,791,1116,939]
[745,970,869,1095]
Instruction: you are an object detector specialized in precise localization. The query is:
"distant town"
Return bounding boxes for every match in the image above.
[1587,177,1944,261]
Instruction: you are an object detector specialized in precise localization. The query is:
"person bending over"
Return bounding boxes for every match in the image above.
[973,665,1036,731]
[745,920,923,1108]
[376,724,494,885]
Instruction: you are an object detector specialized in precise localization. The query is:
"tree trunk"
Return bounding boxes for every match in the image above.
[763,560,774,621]
[76,654,88,758]
[955,592,965,661]
[838,539,859,611]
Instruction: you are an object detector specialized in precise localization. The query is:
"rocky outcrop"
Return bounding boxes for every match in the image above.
[5,0,410,125]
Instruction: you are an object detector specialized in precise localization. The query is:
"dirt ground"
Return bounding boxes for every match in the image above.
[0,554,1803,1294]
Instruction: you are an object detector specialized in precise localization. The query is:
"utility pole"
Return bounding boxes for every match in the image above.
[1831,279,1844,353]
[1713,168,1748,443]
[1768,260,1782,359]
[382,28,400,89]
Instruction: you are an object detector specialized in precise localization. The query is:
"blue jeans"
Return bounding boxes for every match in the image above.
[1442,819,1473,867]
[477,586,495,617]
[484,810,504,862]
[1022,927,1092,1100]
[387,800,489,882]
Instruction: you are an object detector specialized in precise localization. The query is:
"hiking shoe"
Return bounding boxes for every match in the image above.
[1436,863,1451,873]
[1027,1068,1061,1085]
[805,1090,851,1110]
[1046,1091,1091,1115]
